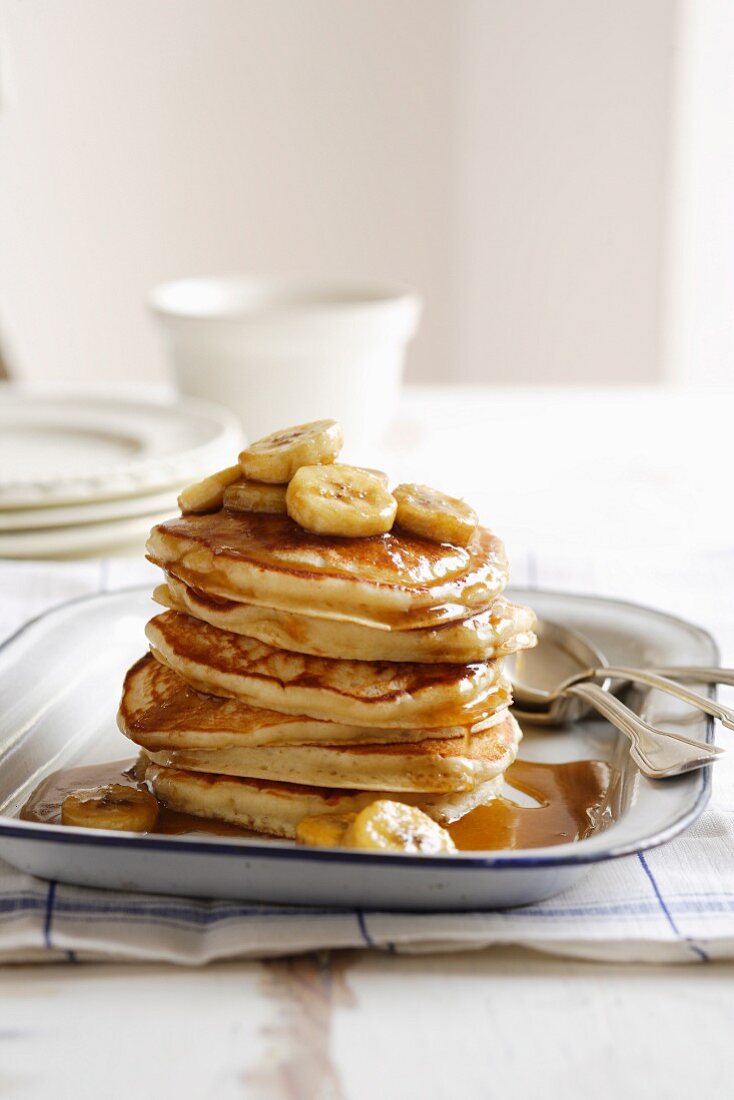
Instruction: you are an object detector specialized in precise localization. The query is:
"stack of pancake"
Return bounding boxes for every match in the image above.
[117,422,536,842]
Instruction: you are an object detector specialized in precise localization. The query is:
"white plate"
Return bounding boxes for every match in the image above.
[0,390,243,508]
[0,588,716,910]
[0,512,173,560]
[0,487,182,533]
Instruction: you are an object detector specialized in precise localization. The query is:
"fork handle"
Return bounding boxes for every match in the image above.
[565,682,721,780]
[649,666,734,687]
[599,666,734,731]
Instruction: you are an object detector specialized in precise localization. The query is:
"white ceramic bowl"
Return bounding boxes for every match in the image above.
[149,277,422,453]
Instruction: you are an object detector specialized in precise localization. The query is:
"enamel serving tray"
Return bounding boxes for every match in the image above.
[0,587,717,910]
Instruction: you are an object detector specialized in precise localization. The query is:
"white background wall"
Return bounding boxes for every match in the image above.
[664,0,734,385]
[454,0,674,385]
[0,0,721,390]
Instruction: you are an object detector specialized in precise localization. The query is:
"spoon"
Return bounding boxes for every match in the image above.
[510,619,734,727]
[506,619,725,779]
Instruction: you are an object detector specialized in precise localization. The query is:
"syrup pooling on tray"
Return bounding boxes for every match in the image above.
[448,759,621,850]
[20,757,621,851]
[20,760,252,837]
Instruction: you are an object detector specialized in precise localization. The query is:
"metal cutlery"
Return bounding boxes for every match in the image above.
[506,619,727,779]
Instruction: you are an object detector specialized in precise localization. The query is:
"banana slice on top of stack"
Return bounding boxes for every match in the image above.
[179,419,483,548]
[106,417,537,851]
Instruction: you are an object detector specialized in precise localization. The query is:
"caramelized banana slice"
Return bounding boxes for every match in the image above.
[286,464,397,537]
[296,812,356,848]
[393,483,478,547]
[178,465,242,514]
[344,801,456,853]
[223,480,287,515]
[61,784,159,833]
[239,419,343,484]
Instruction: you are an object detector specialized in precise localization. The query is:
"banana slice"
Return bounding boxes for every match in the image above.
[239,420,343,484]
[286,464,397,537]
[61,784,159,833]
[223,480,287,515]
[343,801,457,853]
[296,812,356,848]
[393,483,478,547]
[178,465,242,514]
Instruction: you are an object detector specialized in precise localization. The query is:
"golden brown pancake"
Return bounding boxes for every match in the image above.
[145,763,506,837]
[146,511,508,629]
[118,653,512,751]
[145,611,509,728]
[144,714,522,793]
[154,576,537,664]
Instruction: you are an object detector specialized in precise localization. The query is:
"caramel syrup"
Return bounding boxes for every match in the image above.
[19,756,620,850]
[449,758,620,850]
[19,759,251,837]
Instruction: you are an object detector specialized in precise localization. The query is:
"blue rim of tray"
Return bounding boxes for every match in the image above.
[0,585,717,870]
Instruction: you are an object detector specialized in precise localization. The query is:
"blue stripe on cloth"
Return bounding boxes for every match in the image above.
[10,897,667,923]
[0,882,729,951]
[45,900,342,924]
[356,910,374,947]
[637,852,709,963]
[42,881,56,949]
[41,881,76,962]
[0,894,51,914]
[1,892,733,926]
[354,910,395,952]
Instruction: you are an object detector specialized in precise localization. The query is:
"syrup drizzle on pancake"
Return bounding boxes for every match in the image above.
[119,653,512,751]
[156,512,479,585]
[146,512,509,629]
[155,574,537,665]
[145,611,510,729]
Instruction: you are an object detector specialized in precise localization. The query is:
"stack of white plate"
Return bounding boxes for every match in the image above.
[0,391,243,559]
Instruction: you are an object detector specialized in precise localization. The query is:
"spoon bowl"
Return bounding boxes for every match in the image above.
[506,619,612,723]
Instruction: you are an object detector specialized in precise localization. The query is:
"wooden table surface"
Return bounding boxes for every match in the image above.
[3,949,734,1099]
[3,384,734,1100]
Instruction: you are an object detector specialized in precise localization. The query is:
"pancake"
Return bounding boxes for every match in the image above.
[118,654,512,751]
[145,763,506,837]
[145,611,509,728]
[146,511,508,630]
[144,713,522,793]
[154,576,537,664]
